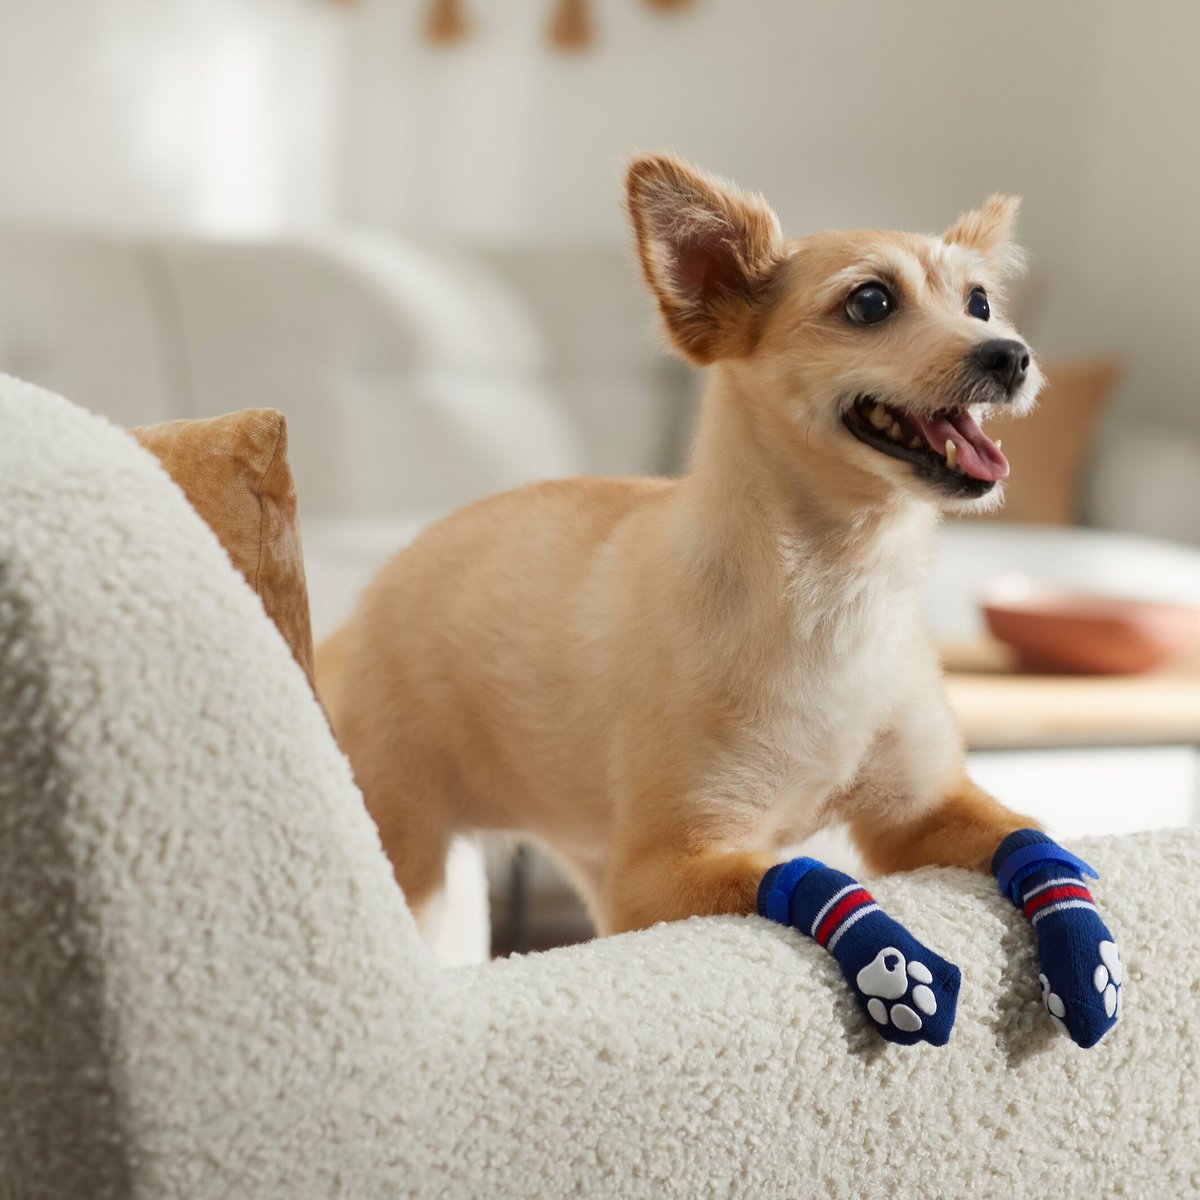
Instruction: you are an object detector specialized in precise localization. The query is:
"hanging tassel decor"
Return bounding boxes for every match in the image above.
[548,0,595,50]
[424,0,471,45]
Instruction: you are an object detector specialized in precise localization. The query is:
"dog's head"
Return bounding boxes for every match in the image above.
[626,154,1043,512]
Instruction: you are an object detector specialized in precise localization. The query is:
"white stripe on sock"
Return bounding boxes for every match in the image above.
[1030,899,1097,926]
[1021,876,1082,902]
[809,883,860,938]
[826,903,880,952]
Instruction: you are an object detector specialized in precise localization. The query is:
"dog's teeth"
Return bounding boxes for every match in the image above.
[995,439,1003,451]
[889,421,903,441]
[945,439,959,469]
[868,404,891,431]
[909,437,923,450]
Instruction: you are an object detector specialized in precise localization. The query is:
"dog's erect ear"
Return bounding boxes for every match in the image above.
[626,154,784,365]
[943,194,1026,277]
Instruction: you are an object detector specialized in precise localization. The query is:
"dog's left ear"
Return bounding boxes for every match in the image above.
[943,194,1026,277]
[626,154,784,365]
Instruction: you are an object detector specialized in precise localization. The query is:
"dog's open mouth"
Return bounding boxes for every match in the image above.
[843,395,1010,498]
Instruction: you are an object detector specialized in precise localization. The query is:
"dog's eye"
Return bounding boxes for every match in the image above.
[845,284,894,325]
[967,287,990,321]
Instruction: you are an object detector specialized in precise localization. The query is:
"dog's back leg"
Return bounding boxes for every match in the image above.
[359,750,452,915]
[316,629,454,917]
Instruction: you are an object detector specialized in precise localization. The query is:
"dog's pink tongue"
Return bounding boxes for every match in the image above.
[912,409,1009,481]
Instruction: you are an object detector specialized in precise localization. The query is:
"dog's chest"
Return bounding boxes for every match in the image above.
[789,612,906,769]
[721,556,921,846]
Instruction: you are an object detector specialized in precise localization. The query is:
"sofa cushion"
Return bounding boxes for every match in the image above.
[131,409,315,684]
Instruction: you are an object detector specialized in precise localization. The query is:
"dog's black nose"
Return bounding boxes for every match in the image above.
[972,338,1030,394]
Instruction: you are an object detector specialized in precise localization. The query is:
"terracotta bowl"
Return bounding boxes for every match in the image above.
[980,576,1200,675]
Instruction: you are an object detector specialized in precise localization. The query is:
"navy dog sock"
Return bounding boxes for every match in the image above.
[759,858,961,1046]
[993,829,1122,1048]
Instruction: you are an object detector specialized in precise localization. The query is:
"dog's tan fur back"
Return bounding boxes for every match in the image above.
[317,155,1041,935]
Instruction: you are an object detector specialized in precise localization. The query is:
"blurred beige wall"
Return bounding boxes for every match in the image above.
[0,0,344,232]
[0,0,1197,461]
[338,0,1103,348]
[1058,3,1200,437]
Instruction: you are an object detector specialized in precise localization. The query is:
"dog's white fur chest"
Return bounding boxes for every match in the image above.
[708,512,933,849]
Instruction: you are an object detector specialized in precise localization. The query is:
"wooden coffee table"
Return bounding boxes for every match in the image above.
[941,638,1200,750]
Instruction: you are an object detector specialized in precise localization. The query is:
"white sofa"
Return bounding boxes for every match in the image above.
[5,378,1199,1199]
[0,226,589,513]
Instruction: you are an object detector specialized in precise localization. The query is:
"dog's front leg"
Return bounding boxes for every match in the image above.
[606,833,961,1047]
[849,778,1123,1048]
[603,845,779,935]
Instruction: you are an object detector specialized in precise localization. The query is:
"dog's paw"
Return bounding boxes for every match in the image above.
[1040,939,1123,1039]
[856,947,939,1035]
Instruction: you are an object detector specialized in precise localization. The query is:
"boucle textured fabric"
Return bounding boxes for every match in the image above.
[130,408,316,685]
[1,376,1198,1199]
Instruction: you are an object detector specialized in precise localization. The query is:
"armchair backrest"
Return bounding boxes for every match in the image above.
[0,378,433,1194]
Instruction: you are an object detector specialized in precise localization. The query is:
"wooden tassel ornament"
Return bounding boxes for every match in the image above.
[548,0,594,50]
[425,0,471,45]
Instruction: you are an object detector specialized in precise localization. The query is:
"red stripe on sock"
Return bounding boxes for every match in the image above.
[815,888,873,946]
[1024,884,1093,920]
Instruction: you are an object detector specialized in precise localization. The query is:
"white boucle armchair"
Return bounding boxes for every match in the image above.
[2,377,1198,1199]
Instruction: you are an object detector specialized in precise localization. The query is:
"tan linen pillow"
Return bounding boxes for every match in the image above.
[973,357,1122,525]
[131,409,315,685]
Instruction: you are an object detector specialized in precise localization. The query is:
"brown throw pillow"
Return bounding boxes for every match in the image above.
[130,409,315,686]
[971,357,1122,525]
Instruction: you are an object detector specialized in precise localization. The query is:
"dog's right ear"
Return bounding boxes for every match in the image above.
[626,154,784,365]
[944,194,1026,279]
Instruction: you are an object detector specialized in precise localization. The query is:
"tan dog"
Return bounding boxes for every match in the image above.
[315,154,1043,936]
